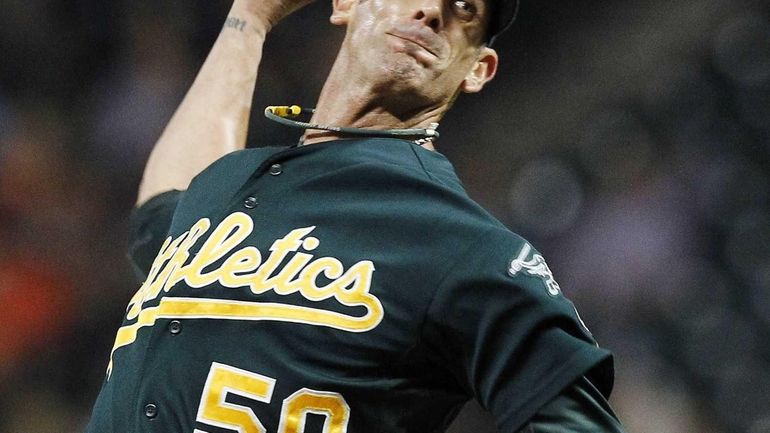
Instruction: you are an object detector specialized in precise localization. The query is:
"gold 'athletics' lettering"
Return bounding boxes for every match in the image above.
[107,212,383,377]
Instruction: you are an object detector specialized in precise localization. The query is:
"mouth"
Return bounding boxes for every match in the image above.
[386,32,439,58]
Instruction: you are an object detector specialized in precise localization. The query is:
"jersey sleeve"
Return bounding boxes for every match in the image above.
[518,376,626,433]
[127,190,184,280]
[422,227,614,433]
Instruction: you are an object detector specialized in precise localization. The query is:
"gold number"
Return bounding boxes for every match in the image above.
[279,389,351,433]
[196,363,350,433]
[196,362,276,433]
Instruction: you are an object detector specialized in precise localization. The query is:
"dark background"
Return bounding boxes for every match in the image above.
[0,0,769,432]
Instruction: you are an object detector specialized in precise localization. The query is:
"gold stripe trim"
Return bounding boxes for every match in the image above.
[107,297,382,377]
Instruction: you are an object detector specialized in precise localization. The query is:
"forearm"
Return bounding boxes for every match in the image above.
[137,1,269,206]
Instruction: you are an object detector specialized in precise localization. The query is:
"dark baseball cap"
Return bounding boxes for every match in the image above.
[487,0,520,45]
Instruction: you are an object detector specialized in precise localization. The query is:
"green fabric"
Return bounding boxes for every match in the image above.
[521,376,625,432]
[126,190,183,281]
[85,139,613,433]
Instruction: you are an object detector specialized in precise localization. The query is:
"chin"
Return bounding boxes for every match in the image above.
[377,53,434,90]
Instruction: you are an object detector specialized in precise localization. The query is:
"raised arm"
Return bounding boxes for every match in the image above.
[136,0,313,206]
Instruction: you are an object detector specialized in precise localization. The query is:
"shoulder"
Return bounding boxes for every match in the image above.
[168,147,281,231]
[477,227,567,300]
[432,224,597,340]
[191,147,281,182]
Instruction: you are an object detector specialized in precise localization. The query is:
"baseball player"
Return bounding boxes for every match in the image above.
[85,0,626,432]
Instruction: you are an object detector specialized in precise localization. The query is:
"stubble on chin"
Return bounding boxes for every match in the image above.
[374,51,434,93]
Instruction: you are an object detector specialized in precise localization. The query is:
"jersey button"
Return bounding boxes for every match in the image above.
[168,320,182,335]
[243,196,257,209]
[269,164,283,176]
[144,403,158,419]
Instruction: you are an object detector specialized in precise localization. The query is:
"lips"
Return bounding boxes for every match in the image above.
[386,28,441,58]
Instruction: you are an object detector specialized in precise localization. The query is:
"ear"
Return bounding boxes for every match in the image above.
[330,0,356,26]
[460,47,498,93]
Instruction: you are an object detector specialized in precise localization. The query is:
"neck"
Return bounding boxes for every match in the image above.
[301,49,447,151]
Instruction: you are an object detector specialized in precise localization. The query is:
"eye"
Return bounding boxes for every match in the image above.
[452,0,477,20]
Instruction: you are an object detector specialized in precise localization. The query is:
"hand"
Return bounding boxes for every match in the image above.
[234,0,317,33]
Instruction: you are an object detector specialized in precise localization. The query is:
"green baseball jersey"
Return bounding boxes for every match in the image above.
[85,138,612,433]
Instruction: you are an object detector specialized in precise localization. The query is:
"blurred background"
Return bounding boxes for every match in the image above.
[0,0,768,432]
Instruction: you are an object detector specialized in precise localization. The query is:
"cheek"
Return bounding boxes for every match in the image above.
[442,49,478,80]
[348,2,388,47]
[355,0,393,29]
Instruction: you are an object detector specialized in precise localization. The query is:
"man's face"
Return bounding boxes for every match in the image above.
[332,0,498,107]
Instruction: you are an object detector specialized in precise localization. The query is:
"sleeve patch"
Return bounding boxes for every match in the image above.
[508,243,561,297]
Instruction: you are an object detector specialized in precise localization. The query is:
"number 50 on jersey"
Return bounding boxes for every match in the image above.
[195,362,350,433]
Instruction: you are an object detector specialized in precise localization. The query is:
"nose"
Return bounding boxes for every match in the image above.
[412,0,443,31]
